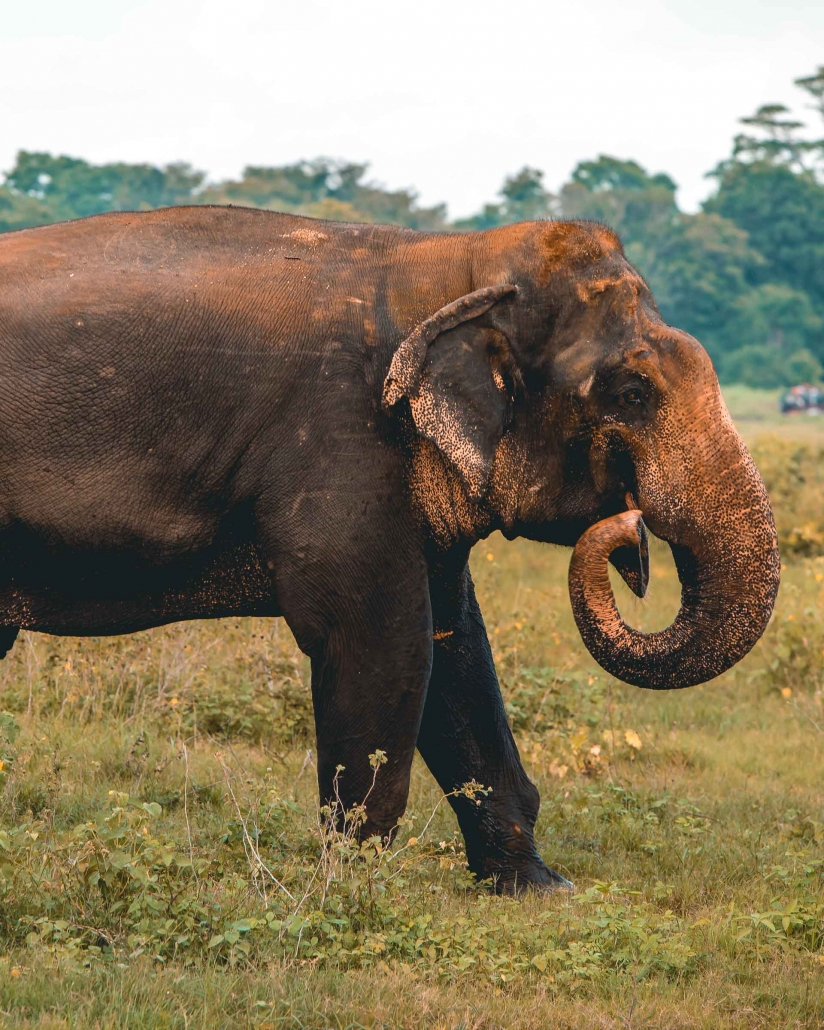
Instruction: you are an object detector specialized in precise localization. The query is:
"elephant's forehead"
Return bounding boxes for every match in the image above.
[574,271,646,307]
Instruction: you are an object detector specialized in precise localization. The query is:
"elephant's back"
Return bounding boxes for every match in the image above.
[0,205,413,364]
[0,204,412,278]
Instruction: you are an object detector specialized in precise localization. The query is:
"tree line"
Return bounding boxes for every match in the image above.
[2,67,823,389]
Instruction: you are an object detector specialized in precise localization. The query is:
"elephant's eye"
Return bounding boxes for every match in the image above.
[616,388,644,408]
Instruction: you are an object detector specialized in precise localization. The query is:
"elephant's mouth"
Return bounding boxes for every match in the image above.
[606,509,649,598]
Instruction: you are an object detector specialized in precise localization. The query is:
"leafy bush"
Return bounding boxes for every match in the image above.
[0,793,252,962]
[750,435,824,557]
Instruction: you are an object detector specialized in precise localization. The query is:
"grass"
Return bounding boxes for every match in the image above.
[0,403,823,1027]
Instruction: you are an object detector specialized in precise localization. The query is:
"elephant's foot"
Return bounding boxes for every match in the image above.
[461,788,573,895]
[471,852,574,895]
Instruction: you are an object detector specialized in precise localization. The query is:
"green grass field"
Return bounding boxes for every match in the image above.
[0,390,823,1028]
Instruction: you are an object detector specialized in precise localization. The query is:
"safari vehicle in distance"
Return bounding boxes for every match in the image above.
[780,383,824,415]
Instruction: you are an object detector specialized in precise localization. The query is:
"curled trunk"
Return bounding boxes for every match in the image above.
[568,492,780,690]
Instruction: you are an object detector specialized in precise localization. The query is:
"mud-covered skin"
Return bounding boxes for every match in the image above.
[0,209,778,892]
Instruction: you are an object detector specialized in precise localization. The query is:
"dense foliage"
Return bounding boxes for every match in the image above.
[2,68,823,387]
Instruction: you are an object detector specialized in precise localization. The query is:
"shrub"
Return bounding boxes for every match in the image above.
[750,435,824,558]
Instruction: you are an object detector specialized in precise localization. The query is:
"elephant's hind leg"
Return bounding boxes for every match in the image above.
[0,626,19,660]
[419,558,572,894]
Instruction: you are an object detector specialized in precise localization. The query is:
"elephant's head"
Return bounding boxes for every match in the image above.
[383,221,780,691]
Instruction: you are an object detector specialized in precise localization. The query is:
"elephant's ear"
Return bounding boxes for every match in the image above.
[383,285,519,500]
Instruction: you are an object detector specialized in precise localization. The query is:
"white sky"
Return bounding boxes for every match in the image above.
[2,0,823,218]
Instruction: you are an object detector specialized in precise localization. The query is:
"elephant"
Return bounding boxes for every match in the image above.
[0,208,779,892]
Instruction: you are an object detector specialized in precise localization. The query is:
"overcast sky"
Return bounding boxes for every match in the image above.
[2,0,823,218]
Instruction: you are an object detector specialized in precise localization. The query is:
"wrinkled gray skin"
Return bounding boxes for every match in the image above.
[0,208,779,892]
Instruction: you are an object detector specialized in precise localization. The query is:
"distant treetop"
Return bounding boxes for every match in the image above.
[571,156,676,194]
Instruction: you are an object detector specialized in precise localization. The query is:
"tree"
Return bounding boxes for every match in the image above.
[700,67,824,380]
[569,156,676,194]
[716,66,824,174]
[796,66,824,117]
[455,167,556,229]
[560,156,678,247]
[793,66,824,175]
[498,167,558,222]
[640,213,761,359]
[4,152,205,223]
[705,154,824,318]
[200,159,446,229]
[0,185,52,233]
[731,105,811,170]
[0,153,447,231]
[718,345,822,388]
[724,283,822,356]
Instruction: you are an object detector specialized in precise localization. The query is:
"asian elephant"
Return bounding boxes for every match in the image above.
[0,209,779,891]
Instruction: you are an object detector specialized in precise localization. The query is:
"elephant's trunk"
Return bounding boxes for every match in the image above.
[568,433,780,690]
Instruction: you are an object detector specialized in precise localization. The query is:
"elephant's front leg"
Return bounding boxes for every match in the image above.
[418,557,572,893]
[309,612,433,839]
[280,535,434,841]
